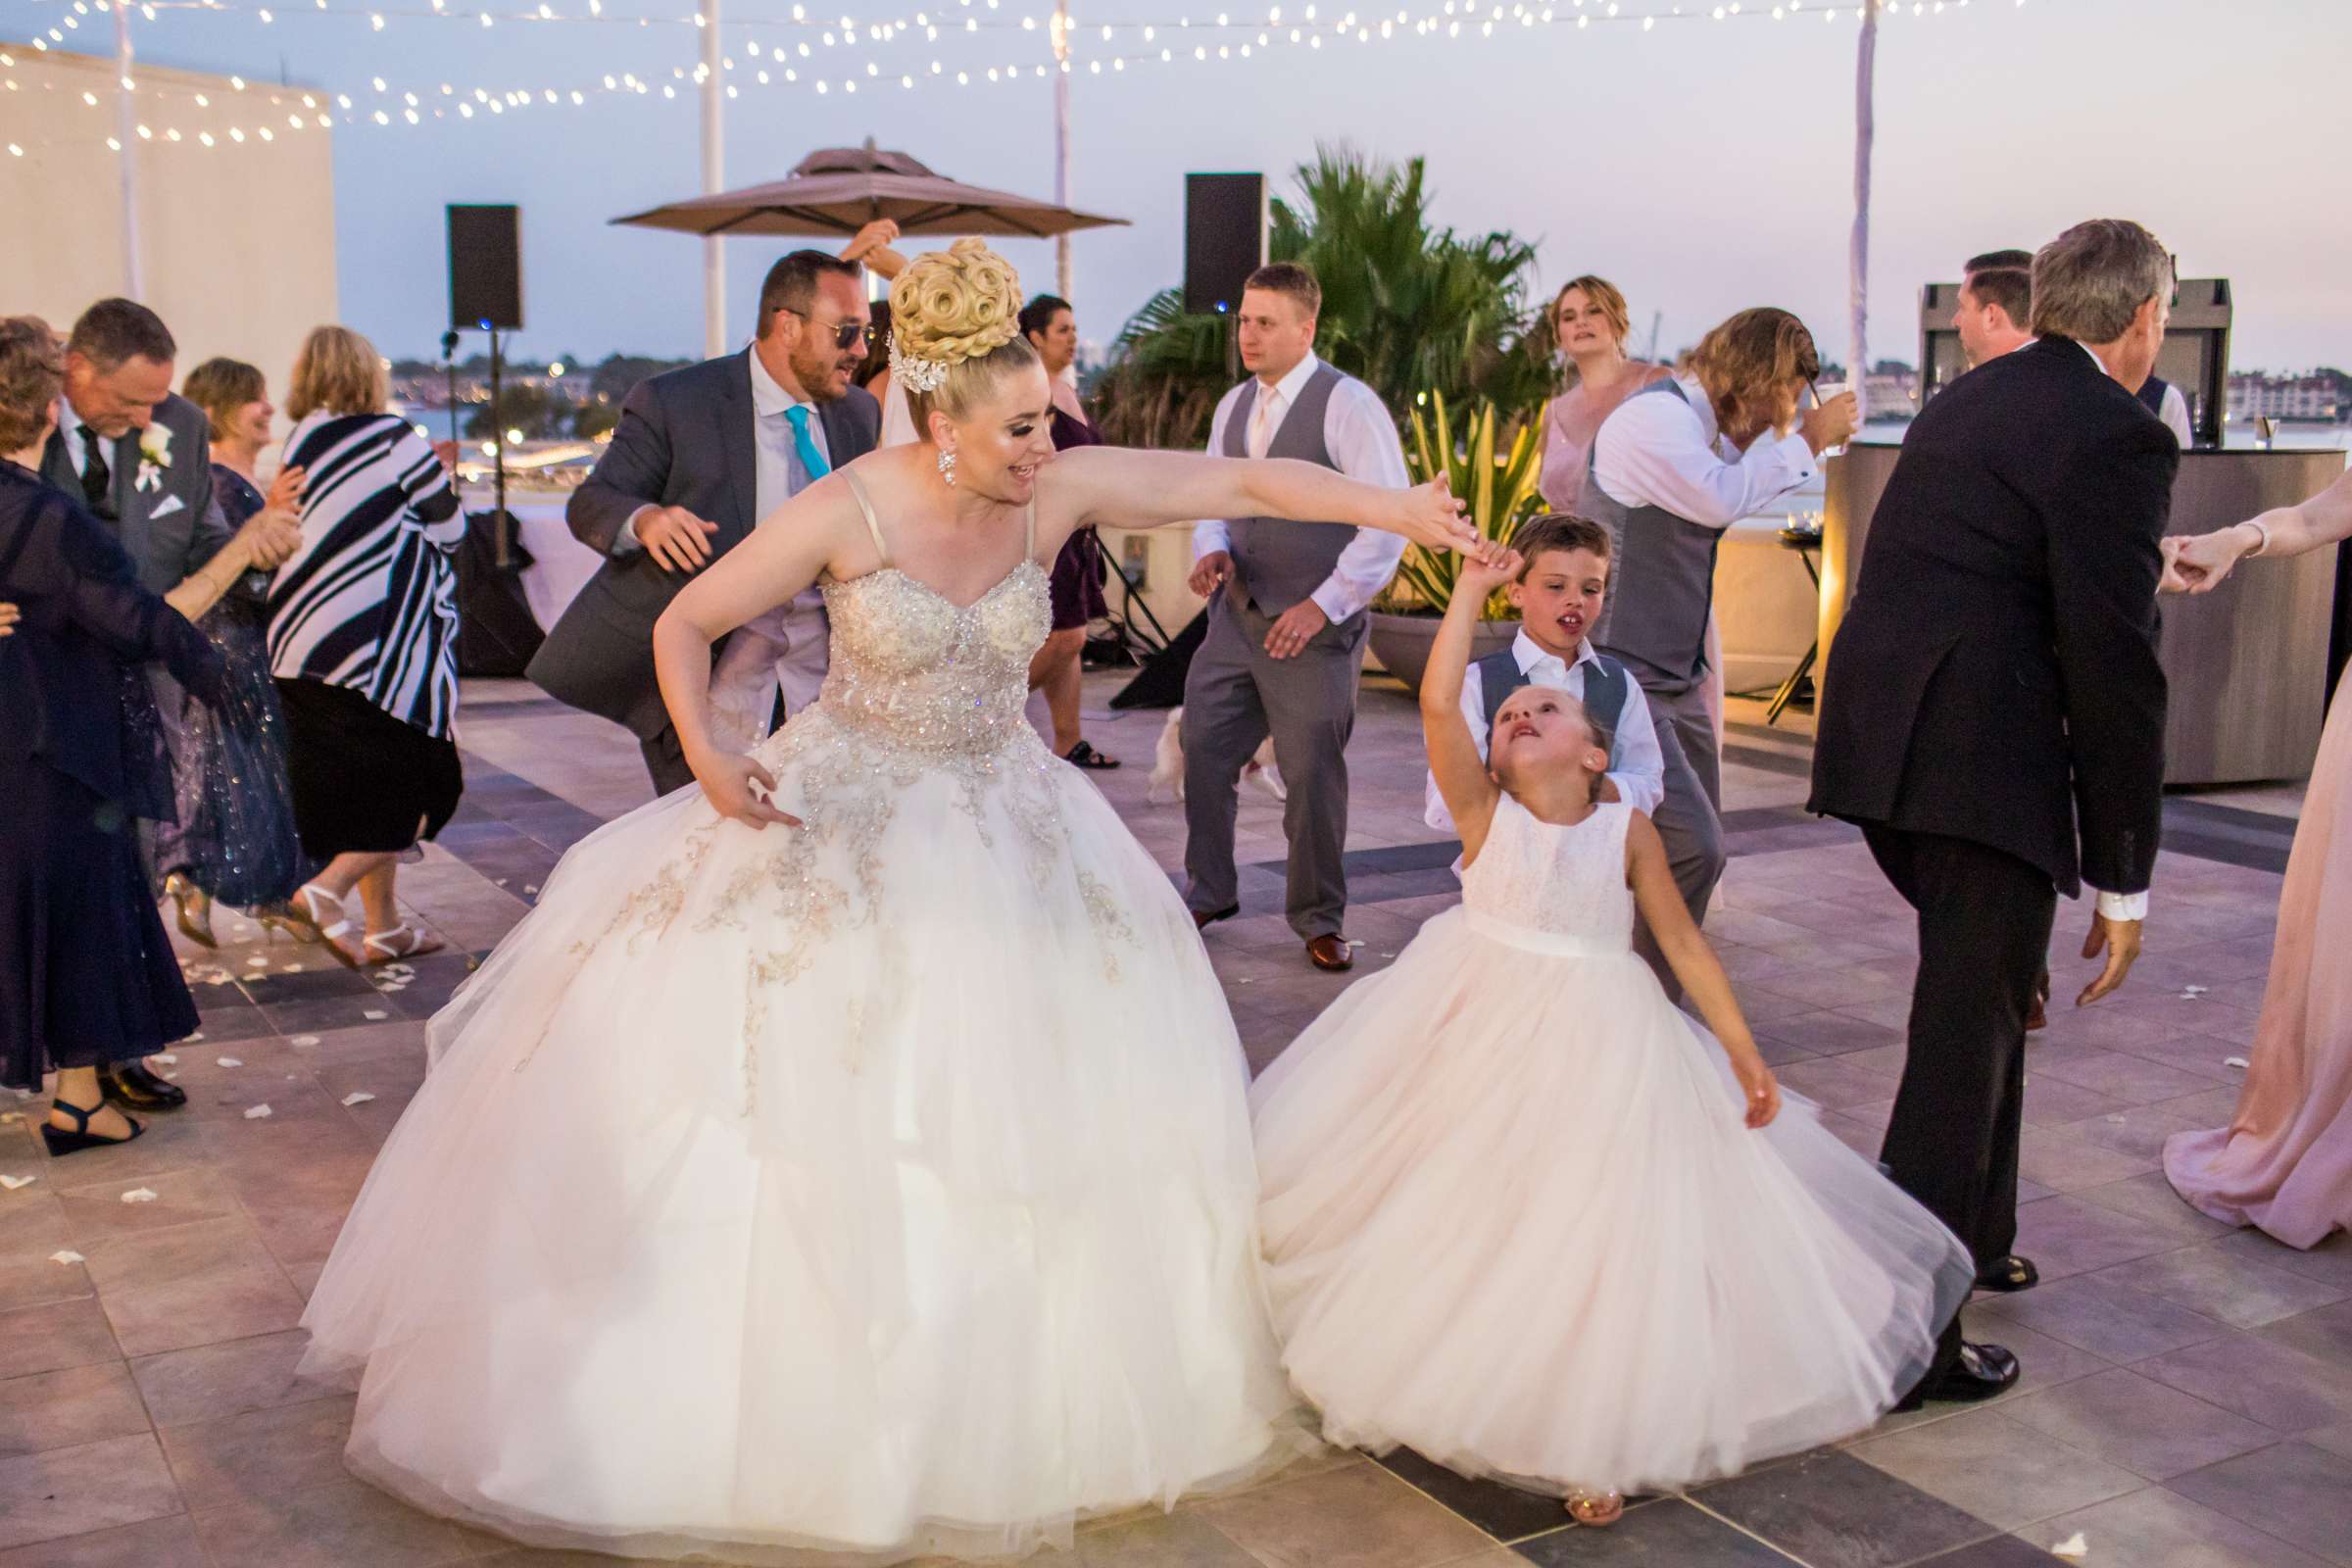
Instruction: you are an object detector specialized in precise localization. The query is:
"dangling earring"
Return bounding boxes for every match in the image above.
[937,447,957,487]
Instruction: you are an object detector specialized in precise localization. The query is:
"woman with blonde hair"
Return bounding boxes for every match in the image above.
[1536,274,1670,513]
[299,239,1478,1561]
[267,324,464,965]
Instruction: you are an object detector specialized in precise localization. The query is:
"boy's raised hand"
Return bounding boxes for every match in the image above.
[1457,544,1521,598]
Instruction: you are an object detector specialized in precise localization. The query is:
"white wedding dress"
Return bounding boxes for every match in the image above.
[300,472,1300,1562]
[1251,798,1976,1495]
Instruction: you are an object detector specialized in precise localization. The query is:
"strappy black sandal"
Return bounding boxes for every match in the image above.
[1063,740,1120,770]
[41,1098,145,1157]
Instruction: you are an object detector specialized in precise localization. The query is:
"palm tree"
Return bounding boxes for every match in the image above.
[1094,147,1550,450]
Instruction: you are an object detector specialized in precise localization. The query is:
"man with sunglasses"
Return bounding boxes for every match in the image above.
[535,245,886,795]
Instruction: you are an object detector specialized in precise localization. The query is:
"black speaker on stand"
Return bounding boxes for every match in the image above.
[1185,173,1267,379]
[446,204,543,675]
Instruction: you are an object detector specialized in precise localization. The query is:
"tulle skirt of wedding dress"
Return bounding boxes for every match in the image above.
[1250,908,1975,1496]
[299,710,1301,1563]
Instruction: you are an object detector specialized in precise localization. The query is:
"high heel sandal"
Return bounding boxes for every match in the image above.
[41,1098,145,1156]
[284,884,364,969]
[1565,1489,1624,1527]
[165,873,216,948]
[253,899,325,945]
[363,924,445,964]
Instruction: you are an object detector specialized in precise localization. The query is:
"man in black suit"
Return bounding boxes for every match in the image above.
[1810,219,2179,1406]
[531,250,883,795]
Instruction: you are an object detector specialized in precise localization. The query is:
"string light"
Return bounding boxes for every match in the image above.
[1,0,2002,150]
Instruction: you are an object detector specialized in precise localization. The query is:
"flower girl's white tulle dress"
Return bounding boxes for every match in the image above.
[300,477,1299,1563]
[1250,797,1975,1495]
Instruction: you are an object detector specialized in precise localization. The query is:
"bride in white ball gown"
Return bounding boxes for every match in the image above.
[298,239,1478,1564]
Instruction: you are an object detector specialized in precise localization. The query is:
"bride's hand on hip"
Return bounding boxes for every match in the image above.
[694,751,803,830]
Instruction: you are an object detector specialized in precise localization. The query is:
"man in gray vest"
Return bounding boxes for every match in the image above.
[1183,264,1410,972]
[1578,308,1855,929]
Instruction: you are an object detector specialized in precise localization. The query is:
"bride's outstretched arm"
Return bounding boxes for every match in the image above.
[2163,466,2352,593]
[1040,445,1476,555]
[653,482,856,826]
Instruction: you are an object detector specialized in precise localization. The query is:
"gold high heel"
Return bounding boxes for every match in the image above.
[279,884,364,969]
[1566,1489,1624,1527]
[165,874,216,948]
[254,899,326,944]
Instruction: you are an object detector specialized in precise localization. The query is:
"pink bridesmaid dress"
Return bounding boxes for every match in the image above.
[2165,682,2352,1247]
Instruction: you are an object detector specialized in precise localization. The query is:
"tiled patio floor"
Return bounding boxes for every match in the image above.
[1,673,2341,1568]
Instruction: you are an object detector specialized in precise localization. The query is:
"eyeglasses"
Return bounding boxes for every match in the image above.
[777,308,872,352]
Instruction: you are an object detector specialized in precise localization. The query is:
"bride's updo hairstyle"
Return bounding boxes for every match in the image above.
[891,238,1040,433]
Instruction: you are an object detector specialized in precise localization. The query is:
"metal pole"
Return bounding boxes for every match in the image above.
[1052,0,1072,302]
[1848,0,1878,420]
[115,3,143,300]
[701,0,726,358]
[490,328,509,567]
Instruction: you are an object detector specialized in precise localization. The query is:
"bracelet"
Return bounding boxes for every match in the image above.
[2239,519,2270,559]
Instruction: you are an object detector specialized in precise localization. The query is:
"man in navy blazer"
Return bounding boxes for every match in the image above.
[531,251,882,794]
[1811,220,2179,1409]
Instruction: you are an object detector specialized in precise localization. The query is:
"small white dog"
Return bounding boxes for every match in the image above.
[1148,709,1286,807]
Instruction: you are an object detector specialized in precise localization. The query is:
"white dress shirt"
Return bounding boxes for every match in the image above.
[1191,353,1410,622]
[1588,371,1817,528]
[1422,628,1667,832]
[618,347,830,551]
[2157,382,2194,449]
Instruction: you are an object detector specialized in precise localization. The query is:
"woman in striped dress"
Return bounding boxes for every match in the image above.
[267,325,464,966]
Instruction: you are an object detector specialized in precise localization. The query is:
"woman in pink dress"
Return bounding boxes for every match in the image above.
[1535,276,1726,741]
[1535,276,1671,514]
[2163,465,2352,1247]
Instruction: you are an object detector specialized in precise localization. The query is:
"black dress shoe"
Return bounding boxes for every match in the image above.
[1193,904,1241,931]
[1894,1341,2021,1411]
[99,1061,187,1111]
[1976,1254,2039,1293]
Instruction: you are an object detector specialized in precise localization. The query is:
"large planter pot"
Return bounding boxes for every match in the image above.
[1367,611,1520,697]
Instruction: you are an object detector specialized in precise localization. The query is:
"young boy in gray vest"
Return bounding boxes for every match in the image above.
[1421,514,1722,996]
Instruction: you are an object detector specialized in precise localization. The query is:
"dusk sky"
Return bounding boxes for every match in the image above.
[15,0,2349,372]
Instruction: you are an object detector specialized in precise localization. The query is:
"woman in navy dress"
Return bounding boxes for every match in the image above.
[148,357,313,944]
[0,317,244,1153]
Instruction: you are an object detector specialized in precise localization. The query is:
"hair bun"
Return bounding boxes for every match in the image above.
[892,238,1023,367]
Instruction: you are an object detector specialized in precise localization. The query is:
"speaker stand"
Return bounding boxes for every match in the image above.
[488,327,509,567]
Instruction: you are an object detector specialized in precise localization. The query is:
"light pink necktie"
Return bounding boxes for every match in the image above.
[1249,387,1285,460]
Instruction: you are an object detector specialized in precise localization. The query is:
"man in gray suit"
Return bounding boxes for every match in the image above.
[1182,264,1409,973]
[531,251,882,796]
[42,299,245,598]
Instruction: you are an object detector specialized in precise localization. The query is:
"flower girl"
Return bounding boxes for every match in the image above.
[1250,544,1975,1522]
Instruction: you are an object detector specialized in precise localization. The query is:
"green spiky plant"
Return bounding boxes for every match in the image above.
[1379,390,1549,619]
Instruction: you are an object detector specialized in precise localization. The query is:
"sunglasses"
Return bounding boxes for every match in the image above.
[776,308,873,352]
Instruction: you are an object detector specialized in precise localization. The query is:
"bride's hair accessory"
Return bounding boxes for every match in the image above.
[889,341,952,396]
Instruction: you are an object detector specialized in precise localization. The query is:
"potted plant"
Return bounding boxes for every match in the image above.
[1367,391,1548,695]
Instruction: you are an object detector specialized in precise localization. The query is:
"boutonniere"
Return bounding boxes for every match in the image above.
[135,423,173,493]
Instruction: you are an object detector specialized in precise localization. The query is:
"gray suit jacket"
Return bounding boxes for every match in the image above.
[529,349,881,739]
[41,392,233,597]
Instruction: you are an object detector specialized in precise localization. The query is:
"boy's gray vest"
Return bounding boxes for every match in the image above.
[1472,648,1630,766]
[1574,377,1721,693]
[1221,363,1361,617]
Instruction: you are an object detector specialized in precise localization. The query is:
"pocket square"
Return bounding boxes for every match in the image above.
[148,493,186,518]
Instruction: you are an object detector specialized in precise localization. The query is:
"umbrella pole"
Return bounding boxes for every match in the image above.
[1848,0,1878,420]
[702,0,726,359]
[1053,0,1073,301]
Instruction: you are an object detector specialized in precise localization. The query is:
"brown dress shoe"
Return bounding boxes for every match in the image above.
[1306,935,1354,972]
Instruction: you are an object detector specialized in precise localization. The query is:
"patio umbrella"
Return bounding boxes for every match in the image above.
[611,141,1131,241]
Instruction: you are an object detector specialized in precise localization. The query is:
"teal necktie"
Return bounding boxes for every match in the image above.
[782,405,830,482]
